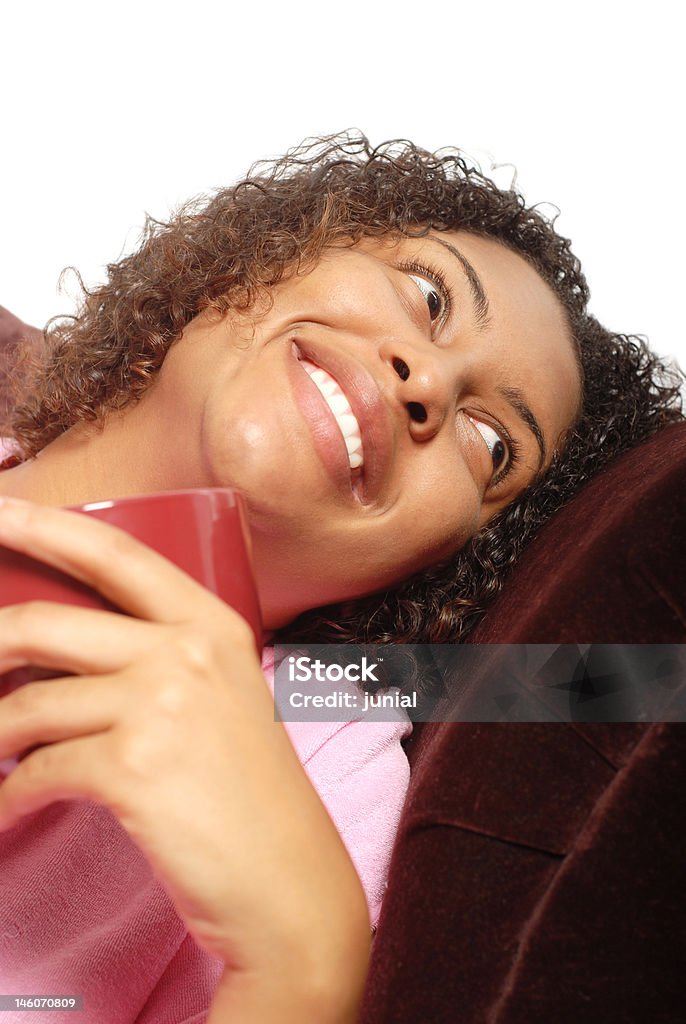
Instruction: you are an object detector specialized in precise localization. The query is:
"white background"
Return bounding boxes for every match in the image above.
[2,0,684,374]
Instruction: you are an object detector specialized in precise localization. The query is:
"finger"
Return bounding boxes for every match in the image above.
[0,498,236,624]
[0,601,165,675]
[0,673,123,764]
[0,732,112,831]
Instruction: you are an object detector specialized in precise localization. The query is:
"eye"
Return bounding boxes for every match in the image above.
[467,415,522,484]
[470,418,507,471]
[408,274,444,322]
[396,259,451,330]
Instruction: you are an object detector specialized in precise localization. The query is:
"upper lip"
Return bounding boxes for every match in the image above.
[291,339,394,504]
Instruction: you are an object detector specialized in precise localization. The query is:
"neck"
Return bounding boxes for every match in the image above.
[0,406,294,632]
[0,400,208,507]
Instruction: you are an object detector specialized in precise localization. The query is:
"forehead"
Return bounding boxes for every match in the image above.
[359,228,574,349]
[428,229,570,335]
[432,229,581,406]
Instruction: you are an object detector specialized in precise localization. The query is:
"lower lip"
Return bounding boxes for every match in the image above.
[286,349,360,501]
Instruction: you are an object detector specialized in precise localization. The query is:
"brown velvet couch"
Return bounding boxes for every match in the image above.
[1,309,685,1022]
[361,422,686,1024]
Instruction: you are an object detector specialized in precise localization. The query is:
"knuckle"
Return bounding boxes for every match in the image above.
[149,676,192,719]
[96,524,140,565]
[1,601,46,634]
[10,500,40,533]
[113,729,163,780]
[7,681,44,719]
[16,744,51,786]
[204,605,257,656]
[172,628,217,679]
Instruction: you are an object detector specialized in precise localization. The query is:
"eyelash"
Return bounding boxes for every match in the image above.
[491,427,522,487]
[396,258,452,331]
[464,414,523,489]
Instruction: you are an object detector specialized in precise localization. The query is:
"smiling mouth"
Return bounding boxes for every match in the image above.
[298,357,365,472]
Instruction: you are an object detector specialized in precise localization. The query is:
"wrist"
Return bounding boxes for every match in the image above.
[208,884,371,1023]
[208,929,371,1024]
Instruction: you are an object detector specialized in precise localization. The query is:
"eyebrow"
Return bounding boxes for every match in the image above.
[498,385,547,472]
[428,235,492,331]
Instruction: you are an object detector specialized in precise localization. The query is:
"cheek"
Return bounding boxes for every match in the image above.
[201,403,303,506]
[359,484,481,587]
[389,520,474,579]
[200,390,350,542]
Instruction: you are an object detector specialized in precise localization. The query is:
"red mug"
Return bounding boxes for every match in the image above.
[0,489,262,773]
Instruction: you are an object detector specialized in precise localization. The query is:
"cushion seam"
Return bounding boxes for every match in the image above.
[566,722,642,771]
[485,722,661,1022]
[632,558,686,630]
[406,816,565,859]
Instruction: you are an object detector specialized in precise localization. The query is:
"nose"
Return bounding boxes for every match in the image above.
[379,340,459,442]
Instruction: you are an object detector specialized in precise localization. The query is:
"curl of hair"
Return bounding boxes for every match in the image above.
[6,132,684,660]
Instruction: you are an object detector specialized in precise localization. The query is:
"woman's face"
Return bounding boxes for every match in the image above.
[144,230,582,627]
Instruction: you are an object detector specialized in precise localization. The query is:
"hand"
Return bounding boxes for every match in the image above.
[0,497,370,1020]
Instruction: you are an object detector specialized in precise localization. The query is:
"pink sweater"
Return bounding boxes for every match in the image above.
[0,619,410,1020]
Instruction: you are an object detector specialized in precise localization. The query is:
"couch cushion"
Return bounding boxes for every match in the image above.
[361,424,686,1023]
[468,420,686,645]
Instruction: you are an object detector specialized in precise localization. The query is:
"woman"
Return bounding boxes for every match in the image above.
[0,133,683,1022]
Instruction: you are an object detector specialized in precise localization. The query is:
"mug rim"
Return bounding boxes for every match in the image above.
[70,487,245,514]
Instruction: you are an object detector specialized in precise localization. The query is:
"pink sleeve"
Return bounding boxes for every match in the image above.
[299,715,411,929]
[261,648,411,928]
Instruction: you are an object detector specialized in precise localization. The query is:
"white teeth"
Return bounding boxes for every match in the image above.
[327,393,349,415]
[300,358,364,471]
[337,413,359,436]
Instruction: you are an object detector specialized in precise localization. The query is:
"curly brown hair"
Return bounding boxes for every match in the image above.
[6,132,684,644]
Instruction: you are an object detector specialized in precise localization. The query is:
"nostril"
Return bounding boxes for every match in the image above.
[407,401,428,424]
[393,357,410,381]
